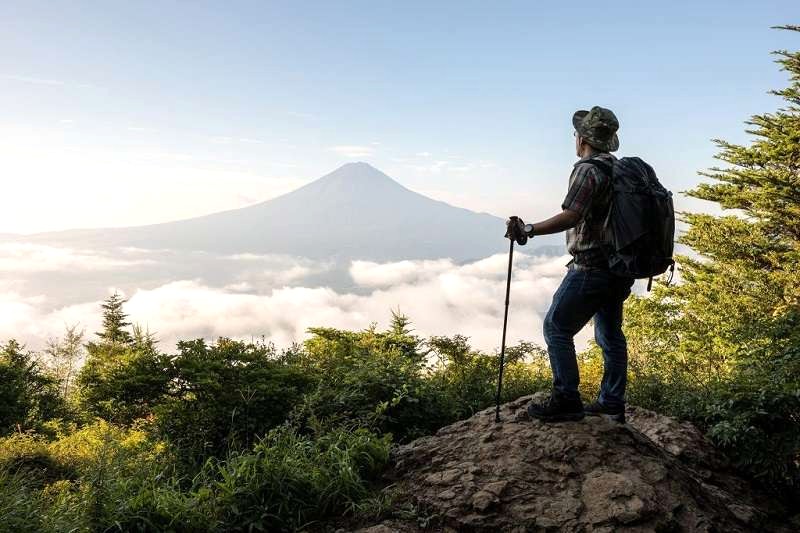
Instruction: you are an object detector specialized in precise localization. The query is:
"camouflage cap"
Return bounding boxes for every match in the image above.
[572,106,620,152]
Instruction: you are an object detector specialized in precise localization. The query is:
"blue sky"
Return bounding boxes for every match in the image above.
[1,1,798,233]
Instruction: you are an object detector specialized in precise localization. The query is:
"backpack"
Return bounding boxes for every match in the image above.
[585,157,675,290]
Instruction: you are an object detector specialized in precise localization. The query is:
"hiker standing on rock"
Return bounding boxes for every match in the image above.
[505,107,634,424]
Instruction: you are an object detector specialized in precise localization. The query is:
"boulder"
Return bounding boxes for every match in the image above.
[365,395,790,532]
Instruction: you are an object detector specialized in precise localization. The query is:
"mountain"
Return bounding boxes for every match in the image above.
[359,394,789,532]
[24,162,563,261]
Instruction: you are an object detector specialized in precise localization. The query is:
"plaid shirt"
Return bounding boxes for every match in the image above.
[562,152,616,267]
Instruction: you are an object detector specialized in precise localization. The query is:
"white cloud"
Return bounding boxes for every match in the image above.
[223,253,332,284]
[0,291,100,347]
[350,259,454,287]
[0,252,600,355]
[329,145,375,158]
[0,243,155,272]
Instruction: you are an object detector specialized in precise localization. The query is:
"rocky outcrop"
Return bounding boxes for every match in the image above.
[360,394,791,532]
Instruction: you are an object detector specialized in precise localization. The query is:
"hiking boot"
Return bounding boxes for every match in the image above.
[584,400,626,424]
[527,393,584,423]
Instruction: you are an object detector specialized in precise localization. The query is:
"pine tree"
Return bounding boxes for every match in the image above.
[96,292,133,346]
[77,294,169,422]
[658,25,800,369]
[622,26,800,491]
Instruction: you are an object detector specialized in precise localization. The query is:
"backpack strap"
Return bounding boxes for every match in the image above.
[579,157,614,176]
[647,262,675,292]
[579,158,616,252]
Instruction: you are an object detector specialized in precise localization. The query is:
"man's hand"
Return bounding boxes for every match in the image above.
[504,216,528,245]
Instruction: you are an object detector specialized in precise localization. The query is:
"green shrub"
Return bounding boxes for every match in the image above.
[293,323,450,441]
[155,338,314,466]
[0,341,66,435]
[684,349,800,494]
[195,426,391,532]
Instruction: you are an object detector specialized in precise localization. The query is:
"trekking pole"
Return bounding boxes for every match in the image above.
[494,236,515,423]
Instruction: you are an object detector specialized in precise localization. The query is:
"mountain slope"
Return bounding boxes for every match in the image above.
[359,394,790,532]
[26,162,562,261]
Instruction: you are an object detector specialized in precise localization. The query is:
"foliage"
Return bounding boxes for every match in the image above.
[195,426,391,532]
[42,324,85,401]
[0,421,172,533]
[427,336,550,421]
[94,292,133,345]
[77,339,171,425]
[155,338,314,465]
[77,294,171,424]
[0,422,389,533]
[696,350,800,491]
[293,317,449,441]
[294,315,549,442]
[614,26,800,493]
[0,341,65,436]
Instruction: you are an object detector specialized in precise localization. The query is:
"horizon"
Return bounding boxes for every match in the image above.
[7,161,444,235]
[2,1,799,234]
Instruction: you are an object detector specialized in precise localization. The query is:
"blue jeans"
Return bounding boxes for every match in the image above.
[543,265,634,408]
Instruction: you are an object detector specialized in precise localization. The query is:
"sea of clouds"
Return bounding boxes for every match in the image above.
[0,242,601,354]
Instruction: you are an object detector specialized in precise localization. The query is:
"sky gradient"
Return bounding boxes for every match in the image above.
[2,1,798,233]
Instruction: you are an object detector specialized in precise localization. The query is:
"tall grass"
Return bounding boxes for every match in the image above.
[0,423,390,533]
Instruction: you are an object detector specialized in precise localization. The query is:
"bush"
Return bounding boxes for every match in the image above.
[0,422,390,533]
[76,342,171,425]
[292,324,448,441]
[155,338,314,465]
[0,341,65,435]
[0,420,177,532]
[195,426,391,532]
[683,348,800,494]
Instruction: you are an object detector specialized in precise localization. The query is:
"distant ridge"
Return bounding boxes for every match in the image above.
[22,162,563,262]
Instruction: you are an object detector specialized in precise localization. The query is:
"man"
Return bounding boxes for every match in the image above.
[506,106,634,423]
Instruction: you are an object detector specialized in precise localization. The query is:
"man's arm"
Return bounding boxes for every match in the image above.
[528,209,581,236]
[528,162,598,237]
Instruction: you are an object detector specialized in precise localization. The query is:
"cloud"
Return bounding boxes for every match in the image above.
[0,251,600,355]
[329,145,375,158]
[0,290,101,346]
[0,243,155,272]
[350,259,454,287]
[124,252,582,352]
[223,253,332,285]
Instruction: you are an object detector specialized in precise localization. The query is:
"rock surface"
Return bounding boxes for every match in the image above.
[359,394,790,532]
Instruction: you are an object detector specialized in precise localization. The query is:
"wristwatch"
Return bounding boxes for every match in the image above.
[523,223,534,237]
